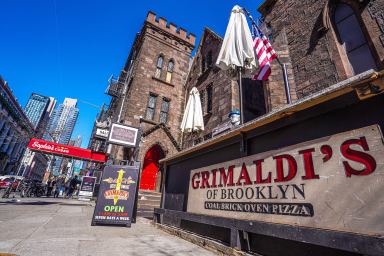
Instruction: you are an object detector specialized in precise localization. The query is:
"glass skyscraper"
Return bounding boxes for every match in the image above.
[18,93,56,181]
[24,93,50,129]
[44,98,79,176]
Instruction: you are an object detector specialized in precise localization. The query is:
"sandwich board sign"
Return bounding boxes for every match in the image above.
[91,165,139,227]
[78,176,97,201]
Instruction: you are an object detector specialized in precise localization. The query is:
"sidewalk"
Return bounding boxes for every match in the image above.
[0,197,216,256]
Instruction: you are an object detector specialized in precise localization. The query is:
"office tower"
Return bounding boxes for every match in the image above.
[44,98,79,176]
[18,94,56,180]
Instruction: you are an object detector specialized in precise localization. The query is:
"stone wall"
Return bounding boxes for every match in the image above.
[112,12,195,162]
[259,0,384,98]
[183,28,267,148]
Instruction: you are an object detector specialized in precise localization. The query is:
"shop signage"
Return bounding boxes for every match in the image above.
[107,123,140,148]
[78,176,97,199]
[95,128,109,139]
[28,138,107,163]
[92,165,139,227]
[187,125,384,236]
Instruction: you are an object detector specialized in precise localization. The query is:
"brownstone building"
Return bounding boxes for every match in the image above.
[109,0,384,192]
[109,12,195,191]
[153,1,384,255]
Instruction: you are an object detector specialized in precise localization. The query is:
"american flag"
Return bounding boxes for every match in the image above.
[252,25,278,81]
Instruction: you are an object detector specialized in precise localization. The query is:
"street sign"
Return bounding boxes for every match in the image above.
[91,165,139,227]
[78,176,97,200]
[107,123,140,148]
[95,128,109,139]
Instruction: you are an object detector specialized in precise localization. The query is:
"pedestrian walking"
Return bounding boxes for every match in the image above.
[66,175,79,199]
[46,179,53,197]
[54,178,63,198]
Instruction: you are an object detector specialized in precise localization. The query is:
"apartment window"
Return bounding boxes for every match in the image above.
[159,98,170,123]
[333,3,376,74]
[145,94,157,120]
[155,55,164,78]
[207,84,213,114]
[166,60,174,83]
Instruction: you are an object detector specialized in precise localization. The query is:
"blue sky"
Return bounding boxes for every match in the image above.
[0,0,262,148]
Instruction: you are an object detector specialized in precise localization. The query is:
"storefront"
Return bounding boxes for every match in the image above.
[154,70,384,256]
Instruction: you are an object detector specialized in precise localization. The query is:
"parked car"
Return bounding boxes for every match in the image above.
[0,175,24,190]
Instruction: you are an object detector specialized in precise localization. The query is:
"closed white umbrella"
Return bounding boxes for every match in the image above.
[216,5,257,73]
[216,5,257,124]
[180,87,204,133]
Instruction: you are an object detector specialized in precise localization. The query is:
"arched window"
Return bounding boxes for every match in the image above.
[155,55,164,78]
[207,51,213,68]
[166,60,174,83]
[333,3,376,75]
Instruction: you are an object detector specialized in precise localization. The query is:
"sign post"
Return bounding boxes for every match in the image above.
[91,165,139,227]
[78,176,97,201]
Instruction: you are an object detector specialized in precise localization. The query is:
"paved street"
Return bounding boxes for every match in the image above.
[0,197,215,256]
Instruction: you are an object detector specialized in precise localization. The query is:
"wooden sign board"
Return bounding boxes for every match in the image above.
[187,125,384,236]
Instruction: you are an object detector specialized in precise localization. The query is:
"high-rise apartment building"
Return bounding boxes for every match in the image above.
[18,93,56,181]
[44,98,79,176]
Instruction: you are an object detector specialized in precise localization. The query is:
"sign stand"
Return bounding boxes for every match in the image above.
[95,123,143,227]
[78,176,97,201]
[91,165,139,227]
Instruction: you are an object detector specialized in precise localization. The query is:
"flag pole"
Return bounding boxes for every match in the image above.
[243,8,292,104]
[238,67,244,124]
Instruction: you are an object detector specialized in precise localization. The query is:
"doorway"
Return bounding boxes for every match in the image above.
[139,144,165,191]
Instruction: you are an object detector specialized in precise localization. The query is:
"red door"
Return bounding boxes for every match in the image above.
[140,145,164,190]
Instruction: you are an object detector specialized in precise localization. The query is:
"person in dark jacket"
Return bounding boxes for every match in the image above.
[46,179,54,197]
[66,175,79,198]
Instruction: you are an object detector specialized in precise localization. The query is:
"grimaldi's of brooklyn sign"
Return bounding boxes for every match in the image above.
[187,125,384,236]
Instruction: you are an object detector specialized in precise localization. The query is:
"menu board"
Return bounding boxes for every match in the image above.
[91,165,139,227]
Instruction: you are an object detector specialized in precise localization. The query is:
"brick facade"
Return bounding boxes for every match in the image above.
[183,28,266,148]
[109,1,384,167]
[110,12,195,166]
[259,0,384,100]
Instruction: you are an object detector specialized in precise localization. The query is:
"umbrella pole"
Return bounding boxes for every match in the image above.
[180,131,184,150]
[239,67,244,124]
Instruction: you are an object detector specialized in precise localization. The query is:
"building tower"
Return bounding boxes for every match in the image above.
[108,11,195,191]
[18,93,56,181]
[44,98,79,176]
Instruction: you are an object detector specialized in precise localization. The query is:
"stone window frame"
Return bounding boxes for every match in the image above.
[328,0,380,76]
[145,93,158,121]
[155,54,164,79]
[166,59,175,84]
[207,50,213,68]
[200,89,206,115]
[201,57,206,74]
[206,83,213,114]
[159,97,171,124]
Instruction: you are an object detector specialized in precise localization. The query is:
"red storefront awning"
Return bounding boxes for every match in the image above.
[28,138,107,163]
